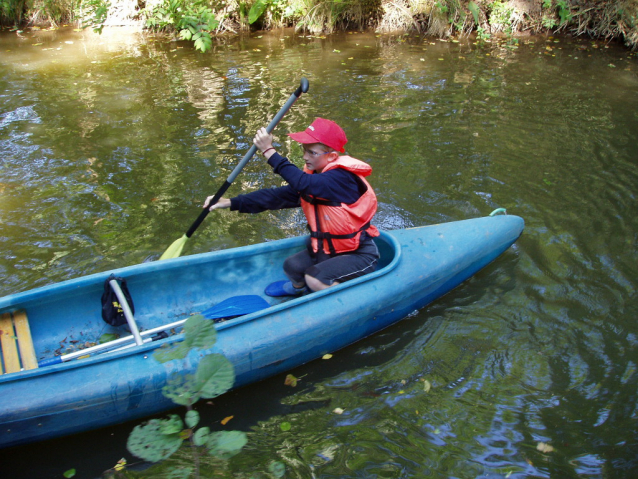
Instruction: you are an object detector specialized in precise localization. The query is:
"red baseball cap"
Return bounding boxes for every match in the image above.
[288,118,347,153]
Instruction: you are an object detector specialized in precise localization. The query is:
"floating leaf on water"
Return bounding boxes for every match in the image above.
[221,415,233,426]
[423,380,431,392]
[543,178,553,186]
[63,469,76,478]
[537,442,554,453]
[114,458,126,471]
[285,374,298,387]
[280,421,292,431]
[333,407,344,414]
[322,354,333,360]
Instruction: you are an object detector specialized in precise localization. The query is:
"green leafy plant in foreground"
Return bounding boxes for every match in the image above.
[126,315,246,476]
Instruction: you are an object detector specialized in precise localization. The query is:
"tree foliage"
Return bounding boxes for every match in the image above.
[1,0,637,50]
[144,0,219,52]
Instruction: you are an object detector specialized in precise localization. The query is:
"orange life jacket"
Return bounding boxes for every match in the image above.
[300,155,380,256]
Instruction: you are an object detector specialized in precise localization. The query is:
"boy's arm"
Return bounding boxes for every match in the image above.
[230,185,300,213]
[268,153,361,204]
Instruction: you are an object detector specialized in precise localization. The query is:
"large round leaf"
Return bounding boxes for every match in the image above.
[194,353,235,399]
[153,315,217,364]
[127,419,183,462]
[182,315,217,350]
[162,372,198,406]
[207,430,247,459]
[159,414,184,435]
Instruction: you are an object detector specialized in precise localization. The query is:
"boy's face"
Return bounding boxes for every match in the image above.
[302,143,336,173]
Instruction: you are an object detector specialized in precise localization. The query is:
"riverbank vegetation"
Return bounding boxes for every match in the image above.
[2,0,637,52]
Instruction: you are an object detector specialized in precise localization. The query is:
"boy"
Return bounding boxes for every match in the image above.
[205,118,379,297]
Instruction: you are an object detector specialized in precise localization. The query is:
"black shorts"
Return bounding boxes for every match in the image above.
[283,237,379,286]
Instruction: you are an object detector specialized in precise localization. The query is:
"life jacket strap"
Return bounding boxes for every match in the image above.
[300,193,341,207]
[307,221,372,256]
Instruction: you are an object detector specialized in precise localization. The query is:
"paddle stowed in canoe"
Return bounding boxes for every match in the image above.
[37,295,271,367]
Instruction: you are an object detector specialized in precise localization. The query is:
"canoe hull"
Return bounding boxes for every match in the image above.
[0,215,524,448]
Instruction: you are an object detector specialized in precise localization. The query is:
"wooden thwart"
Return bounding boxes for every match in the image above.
[0,310,38,375]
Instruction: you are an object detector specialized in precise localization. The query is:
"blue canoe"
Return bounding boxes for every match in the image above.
[0,213,523,449]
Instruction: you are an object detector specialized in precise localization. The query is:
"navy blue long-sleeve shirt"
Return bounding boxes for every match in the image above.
[229,153,362,214]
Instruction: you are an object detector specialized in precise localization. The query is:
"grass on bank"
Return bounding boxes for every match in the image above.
[1,1,637,51]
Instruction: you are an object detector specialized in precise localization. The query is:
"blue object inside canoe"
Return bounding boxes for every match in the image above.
[202,295,271,321]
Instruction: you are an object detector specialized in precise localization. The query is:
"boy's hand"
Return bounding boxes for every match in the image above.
[253,127,274,154]
[204,197,231,211]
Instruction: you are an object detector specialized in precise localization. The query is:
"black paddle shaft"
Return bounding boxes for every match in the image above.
[185,78,310,238]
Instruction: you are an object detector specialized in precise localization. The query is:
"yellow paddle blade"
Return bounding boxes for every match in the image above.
[159,234,188,260]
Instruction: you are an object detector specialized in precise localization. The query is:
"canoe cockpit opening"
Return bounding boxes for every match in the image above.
[374,233,398,270]
[0,310,38,375]
[9,233,400,373]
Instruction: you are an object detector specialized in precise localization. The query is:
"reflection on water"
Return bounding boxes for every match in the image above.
[1,27,638,478]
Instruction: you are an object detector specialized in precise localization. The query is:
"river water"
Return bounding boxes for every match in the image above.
[1,26,637,478]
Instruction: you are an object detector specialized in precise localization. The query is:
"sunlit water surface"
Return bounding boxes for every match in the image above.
[1,27,637,478]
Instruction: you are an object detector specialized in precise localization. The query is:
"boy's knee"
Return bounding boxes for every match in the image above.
[304,274,338,292]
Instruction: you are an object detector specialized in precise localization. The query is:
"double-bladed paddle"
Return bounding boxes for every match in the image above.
[159,77,310,260]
